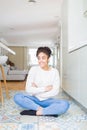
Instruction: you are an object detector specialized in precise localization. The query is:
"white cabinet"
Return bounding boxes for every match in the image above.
[83,0,87,16]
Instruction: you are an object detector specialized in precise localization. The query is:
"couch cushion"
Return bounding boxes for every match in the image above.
[8,70,28,75]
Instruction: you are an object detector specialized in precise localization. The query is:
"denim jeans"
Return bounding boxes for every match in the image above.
[14,92,70,115]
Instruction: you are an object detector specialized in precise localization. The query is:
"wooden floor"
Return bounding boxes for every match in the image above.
[1,80,26,90]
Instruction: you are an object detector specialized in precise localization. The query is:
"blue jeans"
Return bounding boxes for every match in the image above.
[14,93,70,115]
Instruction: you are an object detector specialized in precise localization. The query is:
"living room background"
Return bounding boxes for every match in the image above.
[6,46,59,70]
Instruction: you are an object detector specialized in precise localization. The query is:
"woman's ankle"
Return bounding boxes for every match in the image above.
[36,107,43,115]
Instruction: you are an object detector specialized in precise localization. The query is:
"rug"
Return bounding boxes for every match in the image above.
[0,90,87,130]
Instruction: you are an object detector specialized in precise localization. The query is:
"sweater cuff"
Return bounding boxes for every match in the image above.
[40,87,45,92]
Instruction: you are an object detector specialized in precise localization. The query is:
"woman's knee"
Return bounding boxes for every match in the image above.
[14,93,23,103]
[61,100,70,113]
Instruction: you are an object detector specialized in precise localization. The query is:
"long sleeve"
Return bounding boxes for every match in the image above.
[25,66,60,100]
[25,67,45,95]
[36,69,60,99]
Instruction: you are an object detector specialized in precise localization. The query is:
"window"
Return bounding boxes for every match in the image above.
[28,48,38,66]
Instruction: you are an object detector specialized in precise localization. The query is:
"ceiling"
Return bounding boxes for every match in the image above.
[0,0,62,47]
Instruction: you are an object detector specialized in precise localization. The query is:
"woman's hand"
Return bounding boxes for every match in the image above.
[45,85,53,92]
[32,83,53,92]
[32,82,38,88]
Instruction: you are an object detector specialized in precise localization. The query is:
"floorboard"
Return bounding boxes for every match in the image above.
[1,80,26,90]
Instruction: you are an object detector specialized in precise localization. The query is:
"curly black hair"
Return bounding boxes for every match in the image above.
[36,47,52,58]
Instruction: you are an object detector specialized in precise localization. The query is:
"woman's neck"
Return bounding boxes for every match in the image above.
[41,65,50,71]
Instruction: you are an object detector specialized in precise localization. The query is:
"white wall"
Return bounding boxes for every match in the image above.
[61,0,87,108]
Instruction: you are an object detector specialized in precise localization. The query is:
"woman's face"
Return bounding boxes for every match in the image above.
[37,52,49,69]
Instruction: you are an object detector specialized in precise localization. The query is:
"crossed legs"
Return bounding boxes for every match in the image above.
[14,93,70,116]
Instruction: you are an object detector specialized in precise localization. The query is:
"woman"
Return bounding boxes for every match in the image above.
[14,47,69,117]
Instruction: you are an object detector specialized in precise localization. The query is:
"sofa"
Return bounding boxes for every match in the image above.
[0,64,28,81]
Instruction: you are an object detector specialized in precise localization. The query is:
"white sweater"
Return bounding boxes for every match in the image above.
[26,66,60,100]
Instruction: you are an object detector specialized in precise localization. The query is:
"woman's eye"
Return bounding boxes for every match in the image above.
[37,57,40,60]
